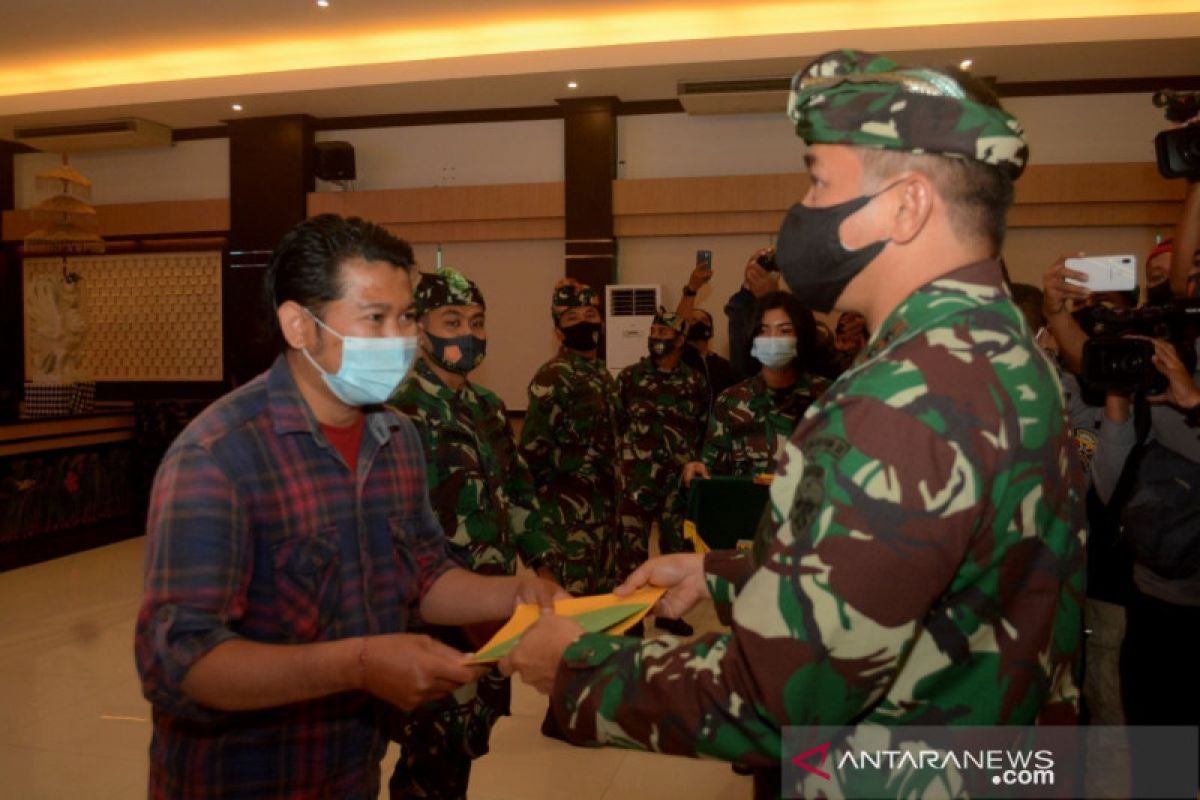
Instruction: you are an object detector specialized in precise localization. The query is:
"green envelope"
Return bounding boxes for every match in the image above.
[472,604,649,663]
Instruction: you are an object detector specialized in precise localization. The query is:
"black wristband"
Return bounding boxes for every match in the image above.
[682,287,698,297]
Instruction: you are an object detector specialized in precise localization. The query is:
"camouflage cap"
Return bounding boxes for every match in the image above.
[652,306,686,335]
[551,277,600,320]
[413,267,485,317]
[787,49,1029,178]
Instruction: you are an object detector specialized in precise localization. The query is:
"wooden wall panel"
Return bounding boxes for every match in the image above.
[2,198,229,241]
[613,162,1187,236]
[309,182,563,225]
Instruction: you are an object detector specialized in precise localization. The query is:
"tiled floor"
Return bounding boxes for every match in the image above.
[0,537,750,799]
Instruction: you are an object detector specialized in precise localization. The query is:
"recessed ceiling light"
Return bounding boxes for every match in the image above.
[567,81,578,90]
[316,0,330,7]
[959,58,974,70]
[231,103,243,111]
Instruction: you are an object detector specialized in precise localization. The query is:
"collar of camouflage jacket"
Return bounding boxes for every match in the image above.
[858,259,1007,365]
[411,357,474,402]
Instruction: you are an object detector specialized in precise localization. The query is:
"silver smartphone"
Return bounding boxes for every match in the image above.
[1064,255,1137,292]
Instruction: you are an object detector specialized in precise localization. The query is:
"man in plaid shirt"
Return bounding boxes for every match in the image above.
[134,214,562,799]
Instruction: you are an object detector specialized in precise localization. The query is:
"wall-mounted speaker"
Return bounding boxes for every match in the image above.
[314,141,356,181]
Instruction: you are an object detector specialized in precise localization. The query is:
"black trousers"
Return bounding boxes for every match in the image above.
[1119,585,1200,795]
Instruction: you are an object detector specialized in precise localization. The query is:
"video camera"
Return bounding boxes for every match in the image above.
[1153,89,1200,180]
[1081,300,1200,394]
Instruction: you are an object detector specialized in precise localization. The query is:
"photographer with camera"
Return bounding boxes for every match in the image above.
[1091,335,1200,747]
[1043,238,1200,713]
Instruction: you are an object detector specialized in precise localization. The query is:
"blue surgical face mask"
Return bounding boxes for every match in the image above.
[302,308,417,406]
[751,335,798,369]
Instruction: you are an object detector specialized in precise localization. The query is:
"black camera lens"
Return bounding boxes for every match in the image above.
[757,253,777,271]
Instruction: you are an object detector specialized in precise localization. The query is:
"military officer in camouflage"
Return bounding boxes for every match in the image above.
[502,49,1085,798]
[387,267,563,799]
[519,278,624,597]
[616,307,708,634]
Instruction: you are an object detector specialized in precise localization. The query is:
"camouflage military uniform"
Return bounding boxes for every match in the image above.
[387,269,561,800]
[616,354,708,577]
[546,261,1085,793]
[391,359,562,577]
[702,371,829,478]
[521,345,623,596]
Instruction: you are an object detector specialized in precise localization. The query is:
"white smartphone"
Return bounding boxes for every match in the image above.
[1064,255,1137,292]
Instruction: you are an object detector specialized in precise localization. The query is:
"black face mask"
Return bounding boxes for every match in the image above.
[774,189,891,313]
[686,322,713,342]
[1145,281,1174,307]
[560,320,602,352]
[648,337,676,360]
[425,332,486,374]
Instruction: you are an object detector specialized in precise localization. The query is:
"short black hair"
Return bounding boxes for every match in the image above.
[748,291,818,372]
[264,214,414,350]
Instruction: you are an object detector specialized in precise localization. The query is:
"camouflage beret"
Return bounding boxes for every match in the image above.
[414,267,485,316]
[551,278,600,319]
[787,49,1029,179]
[652,306,686,335]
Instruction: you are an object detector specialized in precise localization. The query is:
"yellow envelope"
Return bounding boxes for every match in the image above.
[469,585,667,664]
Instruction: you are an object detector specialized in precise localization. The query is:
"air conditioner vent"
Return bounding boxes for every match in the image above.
[677,77,791,96]
[677,76,792,116]
[609,287,659,317]
[13,118,173,152]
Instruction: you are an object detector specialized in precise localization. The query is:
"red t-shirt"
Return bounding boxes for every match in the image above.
[319,413,365,470]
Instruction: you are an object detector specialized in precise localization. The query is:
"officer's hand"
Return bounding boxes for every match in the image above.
[1043,253,1091,318]
[513,574,569,612]
[614,553,708,620]
[682,461,710,486]
[1139,336,1200,410]
[498,612,585,694]
[361,633,485,711]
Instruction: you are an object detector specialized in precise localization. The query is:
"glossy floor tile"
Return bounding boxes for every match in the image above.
[0,537,751,799]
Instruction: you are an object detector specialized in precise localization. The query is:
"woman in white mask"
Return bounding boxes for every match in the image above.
[684,291,831,484]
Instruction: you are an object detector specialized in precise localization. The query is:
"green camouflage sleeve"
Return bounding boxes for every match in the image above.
[388,388,460,541]
[550,395,978,765]
[703,549,756,623]
[490,393,562,572]
[701,392,734,474]
[519,363,567,486]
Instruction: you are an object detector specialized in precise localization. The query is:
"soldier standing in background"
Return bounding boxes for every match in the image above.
[503,49,1085,799]
[519,278,623,597]
[387,267,563,799]
[616,308,708,636]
